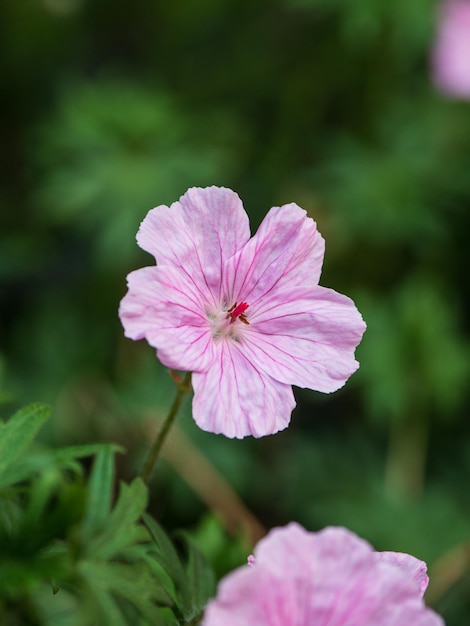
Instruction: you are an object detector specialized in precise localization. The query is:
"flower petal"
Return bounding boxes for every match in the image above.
[137,186,251,303]
[432,0,470,99]
[119,266,215,372]
[203,525,444,626]
[223,203,325,306]
[191,342,295,438]
[375,552,429,598]
[202,567,267,626]
[241,286,366,392]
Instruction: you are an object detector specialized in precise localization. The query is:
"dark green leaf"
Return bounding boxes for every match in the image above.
[177,533,215,620]
[143,514,187,591]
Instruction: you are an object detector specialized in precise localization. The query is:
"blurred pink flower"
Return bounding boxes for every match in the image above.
[119,186,365,438]
[432,0,470,98]
[203,523,444,626]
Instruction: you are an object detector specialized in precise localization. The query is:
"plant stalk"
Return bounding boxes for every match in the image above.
[139,371,192,483]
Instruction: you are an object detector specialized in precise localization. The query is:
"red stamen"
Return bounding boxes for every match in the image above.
[227,301,249,324]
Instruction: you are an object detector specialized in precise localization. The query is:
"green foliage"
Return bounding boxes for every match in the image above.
[0,403,51,487]
[0,406,214,625]
[2,1,470,623]
[144,516,215,623]
[34,80,245,270]
[189,514,249,579]
[358,276,470,425]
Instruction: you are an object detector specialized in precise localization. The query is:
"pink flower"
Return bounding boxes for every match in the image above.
[202,523,444,626]
[432,0,470,99]
[119,186,365,438]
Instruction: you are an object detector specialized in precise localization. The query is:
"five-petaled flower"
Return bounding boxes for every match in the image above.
[119,186,366,438]
[202,523,444,626]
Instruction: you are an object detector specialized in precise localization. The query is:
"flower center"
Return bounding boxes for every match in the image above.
[207,300,250,341]
[227,301,250,325]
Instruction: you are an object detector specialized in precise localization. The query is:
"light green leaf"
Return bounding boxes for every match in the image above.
[82,446,116,537]
[86,478,149,560]
[79,560,174,626]
[80,570,127,626]
[0,442,123,489]
[52,442,124,465]
[0,403,50,486]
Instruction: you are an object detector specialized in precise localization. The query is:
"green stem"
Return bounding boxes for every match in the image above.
[139,371,192,484]
[384,409,428,502]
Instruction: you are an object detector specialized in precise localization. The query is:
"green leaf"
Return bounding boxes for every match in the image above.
[82,446,116,537]
[79,570,128,626]
[0,403,50,487]
[86,478,149,560]
[0,443,124,488]
[177,533,215,620]
[52,442,124,466]
[23,466,63,522]
[79,560,174,624]
[143,514,187,591]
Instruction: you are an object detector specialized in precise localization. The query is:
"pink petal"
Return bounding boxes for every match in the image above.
[203,567,267,626]
[254,524,372,576]
[223,203,325,307]
[255,527,378,626]
[119,266,215,372]
[203,525,444,626]
[241,286,366,392]
[136,186,250,303]
[120,187,367,439]
[191,342,296,438]
[375,551,429,598]
[432,0,470,99]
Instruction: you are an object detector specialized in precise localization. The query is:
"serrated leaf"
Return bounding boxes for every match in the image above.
[81,577,127,626]
[52,442,124,465]
[0,443,124,488]
[0,403,50,485]
[82,446,116,537]
[24,466,63,522]
[138,550,178,605]
[86,478,149,560]
[178,534,215,618]
[143,514,187,591]
[79,560,174,626]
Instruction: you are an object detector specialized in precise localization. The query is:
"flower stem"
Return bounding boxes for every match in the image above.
[139,371,192,484]
[384,409,428,502]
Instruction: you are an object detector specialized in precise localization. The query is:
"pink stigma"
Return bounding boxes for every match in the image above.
[227,301,250,325]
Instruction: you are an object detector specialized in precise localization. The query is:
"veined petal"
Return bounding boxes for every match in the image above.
[136,201,189,265]
[119,266,216,372]
[203,525,444,626]
[242,286,366,392]
[120,186,367,439]
[223,203,325,306]
[203,567,267,626]
[375,552,429,598]
[191,343,295,439]
[137,186,250,303]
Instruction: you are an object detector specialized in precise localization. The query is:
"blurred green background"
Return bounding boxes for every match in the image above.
[1,0,469,622]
